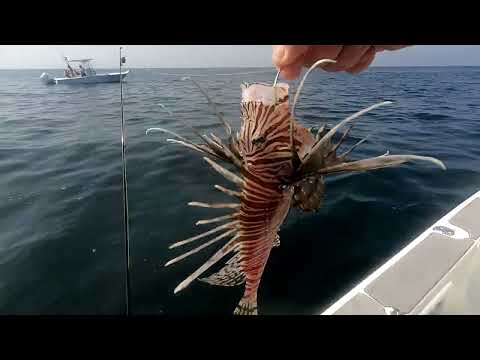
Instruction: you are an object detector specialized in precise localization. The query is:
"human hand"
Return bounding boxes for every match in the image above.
[272,45,410,80]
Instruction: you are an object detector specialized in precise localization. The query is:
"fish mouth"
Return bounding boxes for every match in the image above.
[241,82,289,105]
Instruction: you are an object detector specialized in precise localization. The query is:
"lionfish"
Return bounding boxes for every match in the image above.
[147,59,446,315]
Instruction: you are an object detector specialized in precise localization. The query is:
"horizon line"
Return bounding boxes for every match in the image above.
[1,65,480,70]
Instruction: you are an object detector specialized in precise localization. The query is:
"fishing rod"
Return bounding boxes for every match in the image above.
[119,47,131,315]
[118,58,276,315]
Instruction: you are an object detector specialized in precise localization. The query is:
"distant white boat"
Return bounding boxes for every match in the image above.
[40,58,129,85]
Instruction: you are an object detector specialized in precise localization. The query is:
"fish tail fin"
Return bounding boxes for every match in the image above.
[234,294,258,315]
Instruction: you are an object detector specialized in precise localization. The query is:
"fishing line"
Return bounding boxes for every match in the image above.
[119,47,131,316]
[154,69,277,78]
[273,69,281,87]
[214,70,277,76]
[120,64,308,315]
[155,73,208,77]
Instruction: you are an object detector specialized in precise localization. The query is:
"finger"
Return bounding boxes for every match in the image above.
[374,45,410,52]
[302,45,344,67]
[272,45,310,68]
[347,47,376,74]
[324,45,371,72]
[279,56,305,80]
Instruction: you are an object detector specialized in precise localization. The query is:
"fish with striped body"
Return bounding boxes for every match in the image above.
[147,59,446,315]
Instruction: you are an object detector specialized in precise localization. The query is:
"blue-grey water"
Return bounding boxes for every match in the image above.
[1,67,479,315]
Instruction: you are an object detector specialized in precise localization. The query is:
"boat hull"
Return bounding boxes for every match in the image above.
[48,71,129,85]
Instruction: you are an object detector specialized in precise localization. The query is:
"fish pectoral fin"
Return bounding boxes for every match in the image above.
[299,101,393,171]
[172,235,240,294]
[199,253,245,287]
[316,154,446,175]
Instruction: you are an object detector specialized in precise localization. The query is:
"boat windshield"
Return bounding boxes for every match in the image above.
[69,59,96,76]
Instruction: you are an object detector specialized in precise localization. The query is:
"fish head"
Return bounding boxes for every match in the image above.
[238,82,294,179]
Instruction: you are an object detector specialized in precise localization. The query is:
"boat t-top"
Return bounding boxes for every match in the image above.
[40,56,129,85]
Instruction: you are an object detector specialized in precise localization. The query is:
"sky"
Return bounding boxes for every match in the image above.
[1,45,480,69]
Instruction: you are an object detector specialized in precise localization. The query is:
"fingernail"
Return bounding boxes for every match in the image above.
[278,69,290,80]
[279,66,301,81]
[323,63,338,72]
[279,70,289,80]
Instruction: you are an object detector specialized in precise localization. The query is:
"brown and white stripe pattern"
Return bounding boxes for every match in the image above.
[162,82,300,315]
[158,75,446,315]
[232,83,296,314]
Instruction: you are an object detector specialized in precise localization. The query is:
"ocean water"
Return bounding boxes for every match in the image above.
[1,67,479,315]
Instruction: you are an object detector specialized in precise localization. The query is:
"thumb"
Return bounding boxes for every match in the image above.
[272,45,310,67]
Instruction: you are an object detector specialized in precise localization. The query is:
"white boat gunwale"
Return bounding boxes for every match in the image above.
[321,190,480,315]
